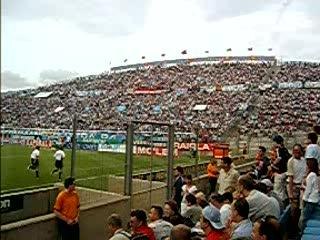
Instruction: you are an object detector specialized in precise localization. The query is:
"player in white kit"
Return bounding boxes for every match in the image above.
[51,146,65,181]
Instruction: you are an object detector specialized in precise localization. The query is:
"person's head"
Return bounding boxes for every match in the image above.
[307,132,318,144]
[238,175,255,196]
[252,216,282,240]
[221,156,233,172]
[170,224,192,240]
[149,205,163,222]
[186,194,197,207]
[260,179,273,192]
[292,144,303,159]
[231,198,249,223]
[130,209,147,230]
[195,191,208,208]
[184,174,193,185]
[64,177,75,191]
[257,146,267,158]
[272,135,284,147]
[200,205,224,233]
[107,214,123,235]
[35,145,40,150]
[175,166,184,177]
[164,200,178,217]
[306,158,319,176]
[210,193,224,209]
[222,191,233,204]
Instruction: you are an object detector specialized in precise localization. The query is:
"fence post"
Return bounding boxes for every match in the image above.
[125,122,134,196]
[71,115,77,178]
[167,124,175,200]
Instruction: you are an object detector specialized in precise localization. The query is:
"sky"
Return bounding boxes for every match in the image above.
[1,0,320,91]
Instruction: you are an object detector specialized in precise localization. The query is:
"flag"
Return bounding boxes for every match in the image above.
[141,56,146,59]
[205,50,209,54]
[161,53,166,57]
[248,47,253,51]
[268,48,273,51]
[226,48,232,52]
[181,50,187,54]
[124,59,128,63]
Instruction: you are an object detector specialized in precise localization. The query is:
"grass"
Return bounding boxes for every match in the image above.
[1,144,210,192]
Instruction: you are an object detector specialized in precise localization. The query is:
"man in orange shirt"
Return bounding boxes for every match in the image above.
[207,158,219,194]
[54,177,80,240]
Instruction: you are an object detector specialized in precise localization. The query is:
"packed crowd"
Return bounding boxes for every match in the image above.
[1,61,320,136]
[99,132,319,240]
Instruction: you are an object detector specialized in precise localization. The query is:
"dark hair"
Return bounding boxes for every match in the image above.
[259,146,267,153]
[107,213,122,228]
[186,194,197,205]
[292,144,303,151]
[256,216,282,240]
[308,132,318,144]
[222,192,233,203]
[176,166,184,174]
[306,158,319,176]
[256,182,268,194]
[210,193,224,203]
[130,209,147,224]
[185,174,192,181]
[234,198,249,219]
[151,205,163,218]
[165,200,179,214]
[272,135,284,144]
[238,175,255,191]
[35,146,40,150]
[64,177,75,188]
[222,156,232,166]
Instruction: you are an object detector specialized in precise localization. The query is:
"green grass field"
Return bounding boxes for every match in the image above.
[1,144,209,192]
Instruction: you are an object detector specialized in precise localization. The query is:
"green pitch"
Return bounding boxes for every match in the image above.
[1,144,208,192]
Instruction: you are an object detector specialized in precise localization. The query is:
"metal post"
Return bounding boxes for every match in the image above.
[124,122,134,196]
[195,127,199,177]
[71,115,77,178]
[167,124,175,200]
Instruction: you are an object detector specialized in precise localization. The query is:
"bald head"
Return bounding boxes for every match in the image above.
[170,224,191,240]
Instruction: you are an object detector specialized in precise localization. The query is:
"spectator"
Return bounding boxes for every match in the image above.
[258,179,284,213]
[217,157,240,194]
[286,144,306,234]
[148,205,173,240]
[220,192,233,228]
[237,175,280,221]
[200,205,226,240]
[163,200,184,226]
[107,214,131,240]
[251,216,282,240]
[53,177,80,240]
[172,166,184,211]
[207,158,219,194]
[130,209,156,240]
[183,194,202,227]
[181,175,197,215]
[255,146,270,179]
[229,198,252,240]
[305,132,320,165]
[299,158,319,231]
[271,135,291,174]
[195,191,209,209]
[170,224,192,240]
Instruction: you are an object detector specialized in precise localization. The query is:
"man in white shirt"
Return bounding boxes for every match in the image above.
[217,157,240,194]
[51,146,66,181]
[148,205,173,240]
[305,132,320,166]
[107,214,131,240]
[28,145,40,178]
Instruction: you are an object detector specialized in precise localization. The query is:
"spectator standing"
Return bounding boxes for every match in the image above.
[299,158,319,231]
[130,209,156,240]
[172,166,184,211]
[148,205,173,240]
[207,158,219,194]
[107,214,131,240]
[255,146,270,179]
[305,132,320,166]
[286,144,306,234]
[53,177,80,240]
[271,135,291,174]
[217,157,240,194]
